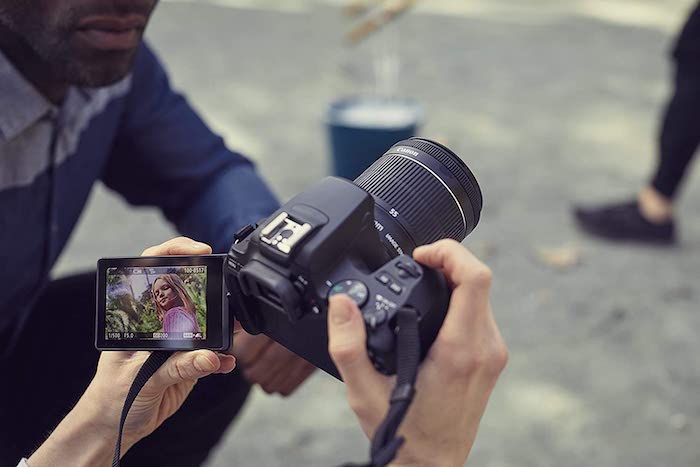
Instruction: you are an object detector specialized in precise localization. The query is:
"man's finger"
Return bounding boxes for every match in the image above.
[243,344,293,388]
[233,332,273,367]
[327,295,386,397]
[413,239,490,289]
[277,363,316,396]
[151,350,225,388]
[141,236,212,257]
[265,358,315,396]
[413,239,493,342]
[214,354,237,374]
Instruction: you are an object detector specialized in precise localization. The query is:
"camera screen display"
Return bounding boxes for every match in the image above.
[105,265,208,341]
[96,255,228,351]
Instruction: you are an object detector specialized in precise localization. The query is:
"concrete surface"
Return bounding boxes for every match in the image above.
[53,1,700,465]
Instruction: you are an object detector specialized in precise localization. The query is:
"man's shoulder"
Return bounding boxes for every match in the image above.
[133,41,163,71]
[128,41,169,90]
[117,41,177,122]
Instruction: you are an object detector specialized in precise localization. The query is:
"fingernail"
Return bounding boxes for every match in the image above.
[330,298,352,325]
[194,354,216,371]
[223,355,236,372]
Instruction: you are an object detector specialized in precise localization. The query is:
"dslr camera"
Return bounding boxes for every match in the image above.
[96,138,482,377]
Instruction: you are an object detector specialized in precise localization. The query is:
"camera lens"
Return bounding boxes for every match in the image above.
[354,137,482,256]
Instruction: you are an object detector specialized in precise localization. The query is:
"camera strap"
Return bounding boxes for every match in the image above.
[111,310,420,467]
[342,307,421,467]
[112,350,173,467]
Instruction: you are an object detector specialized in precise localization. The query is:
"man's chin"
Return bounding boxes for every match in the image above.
[62,49,138,88]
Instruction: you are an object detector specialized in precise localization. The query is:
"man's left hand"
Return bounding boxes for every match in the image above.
[144,236,316,396]
[233,331,316,396]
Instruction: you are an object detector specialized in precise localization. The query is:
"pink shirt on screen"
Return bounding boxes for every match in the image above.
[162,306,201,334]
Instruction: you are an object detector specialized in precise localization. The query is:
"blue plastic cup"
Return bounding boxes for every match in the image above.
[326,97,423,180]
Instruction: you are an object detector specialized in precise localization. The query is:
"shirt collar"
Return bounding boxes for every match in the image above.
[0,49,55,141]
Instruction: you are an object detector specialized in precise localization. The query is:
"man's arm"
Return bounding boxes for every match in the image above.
[101,45,315,395]
[27,348,235,467]
[25,239,236,467]
[22,240,503,467]
[101,43,278,253]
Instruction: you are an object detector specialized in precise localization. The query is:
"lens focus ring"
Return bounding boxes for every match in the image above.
[355,154,465,245]
[403,138,482,226]
[354,138,482,250]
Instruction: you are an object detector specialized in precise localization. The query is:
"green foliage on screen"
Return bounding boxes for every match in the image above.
[105,270,207,337]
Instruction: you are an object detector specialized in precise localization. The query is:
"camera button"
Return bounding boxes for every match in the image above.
[234,223,256,242]
[388,282,403,295]
[364,308,387,328]
[376,273,391,285]
[396,261,420,278]
[292,279,306,295]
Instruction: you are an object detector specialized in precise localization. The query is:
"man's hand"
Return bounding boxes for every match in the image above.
[122,237,236,449]
[28,349,236,467]
[327,239,508,467]
[140,235,213,257]
[147,236,316,396]
[28,237,236,466]
[90,349,236,452]
[233,331,316,396]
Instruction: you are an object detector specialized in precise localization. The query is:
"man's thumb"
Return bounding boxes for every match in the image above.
[327,295,377,384]
[153,350,220,388]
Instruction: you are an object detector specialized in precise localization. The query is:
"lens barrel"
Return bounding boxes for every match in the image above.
[354,138,482,255]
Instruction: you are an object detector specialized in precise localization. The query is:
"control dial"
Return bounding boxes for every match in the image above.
[328,279,369,307]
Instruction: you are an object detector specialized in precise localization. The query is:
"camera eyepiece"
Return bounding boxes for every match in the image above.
[354,137,483,255]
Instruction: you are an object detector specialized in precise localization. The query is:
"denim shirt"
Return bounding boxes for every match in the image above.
[0,43,279,350]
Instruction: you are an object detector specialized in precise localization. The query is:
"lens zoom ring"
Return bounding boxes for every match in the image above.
[356,154,465,244]
[401,138,482,225]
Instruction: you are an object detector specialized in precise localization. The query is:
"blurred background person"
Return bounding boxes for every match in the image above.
[574,2,700,244]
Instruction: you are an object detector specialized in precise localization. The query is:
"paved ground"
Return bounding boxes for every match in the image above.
[54,1,700,466]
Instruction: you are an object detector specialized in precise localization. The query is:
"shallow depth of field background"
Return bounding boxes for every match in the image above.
[105,267,208,336]
[54,1,700,465]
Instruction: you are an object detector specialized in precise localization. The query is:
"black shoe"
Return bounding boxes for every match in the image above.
[573,200,676,245]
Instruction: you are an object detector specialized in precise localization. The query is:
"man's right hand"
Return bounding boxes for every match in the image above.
[327,239,508,467]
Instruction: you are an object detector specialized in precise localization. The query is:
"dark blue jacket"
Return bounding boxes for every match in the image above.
[0,44,278,344]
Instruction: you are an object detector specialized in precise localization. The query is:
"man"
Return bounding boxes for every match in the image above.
[21,238,508,467]
[574,2,700,244]
[0,1,315,465]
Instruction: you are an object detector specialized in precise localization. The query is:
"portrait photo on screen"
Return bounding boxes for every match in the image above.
[105,266,207,340]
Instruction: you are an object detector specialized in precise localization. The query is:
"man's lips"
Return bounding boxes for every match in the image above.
[78,15,146,31]
[74,15,146,51]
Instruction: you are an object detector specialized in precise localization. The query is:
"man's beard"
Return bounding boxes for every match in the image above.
[0,1,152,87]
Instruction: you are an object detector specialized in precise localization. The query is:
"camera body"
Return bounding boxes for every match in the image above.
[227,177,450,376]
[96,138,482,379]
